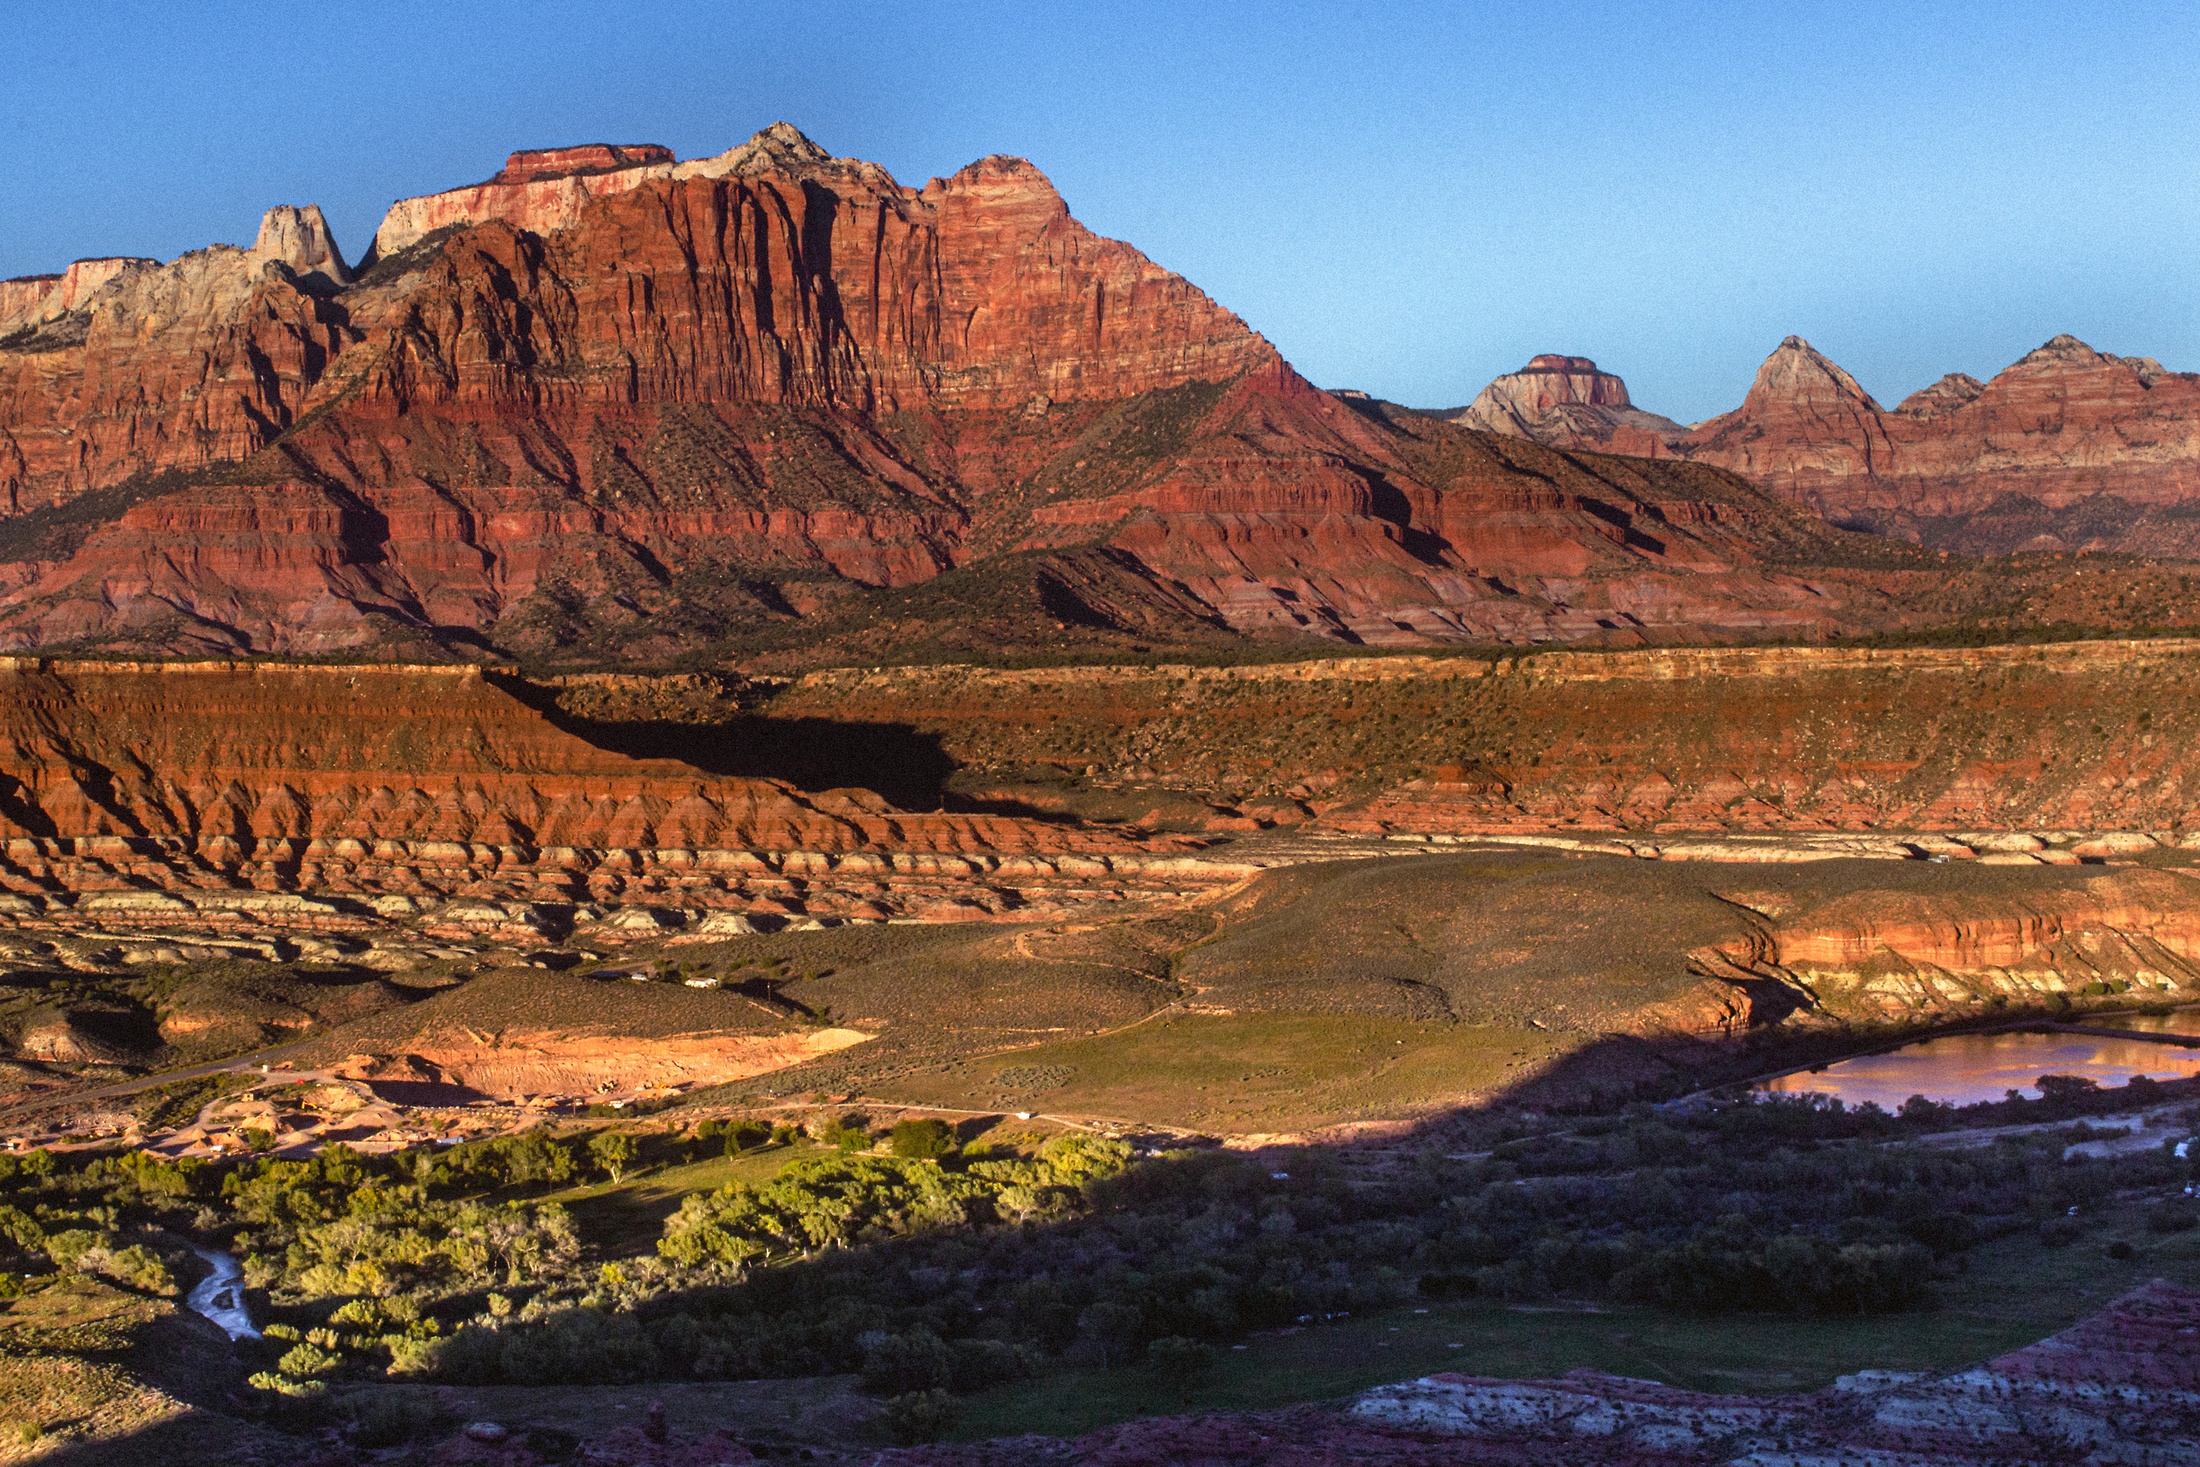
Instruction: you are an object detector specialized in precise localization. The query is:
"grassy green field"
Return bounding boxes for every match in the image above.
[953,1192,2200,1440]
[874,1013,1573,1132]
[0,1275,281,1465]
[547,1143,815,1253]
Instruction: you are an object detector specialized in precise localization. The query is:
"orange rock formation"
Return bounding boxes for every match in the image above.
[1444,353,1681,455]
[1465,334,2200,556]
[0,660,1225,930]
[0,126,2116,663]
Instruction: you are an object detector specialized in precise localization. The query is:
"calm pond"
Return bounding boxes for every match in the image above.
[1762,1017,2200,1109]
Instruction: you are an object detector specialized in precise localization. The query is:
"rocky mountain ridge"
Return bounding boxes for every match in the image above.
[4,125,2189,663]
[1461,333,2200,557]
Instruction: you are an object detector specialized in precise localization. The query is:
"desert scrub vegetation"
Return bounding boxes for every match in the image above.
[1,1076,2196,1431]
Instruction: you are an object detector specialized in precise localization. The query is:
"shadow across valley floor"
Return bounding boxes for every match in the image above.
[17,1020,2200,1465]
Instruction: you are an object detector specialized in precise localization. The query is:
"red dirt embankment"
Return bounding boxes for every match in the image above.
[766,639,2200,836]
[0,659,1222,926]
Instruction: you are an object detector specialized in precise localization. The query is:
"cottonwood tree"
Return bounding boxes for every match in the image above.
[589,1132,637,1184]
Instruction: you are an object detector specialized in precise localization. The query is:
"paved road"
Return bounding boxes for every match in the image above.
[0,1036,325,1122]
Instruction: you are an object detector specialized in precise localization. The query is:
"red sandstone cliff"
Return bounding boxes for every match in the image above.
[1463,335,2200,557]
[0,205,355,514]
[0,660,1217,931]
[1676,333,2200,538]
[0,125,1932,661]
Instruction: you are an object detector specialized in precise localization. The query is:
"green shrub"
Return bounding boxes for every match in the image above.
[1072,1299,1145,1367]
[1145,1335,1215,1400]
[889,1120,956,1160]
[2148,1198,2199,1233]
[40,1229,101,1272]
[278,1341,342,1378]
[337,1387,446,1447]
[948,1338,1034,1393]
[658,1155,995,1272]
[249,1369,328,1399]
[883,1388,958,1445]
[861,1328,952,1394]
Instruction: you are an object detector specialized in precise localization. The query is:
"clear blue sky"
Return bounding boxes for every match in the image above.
[4,1,2197,421]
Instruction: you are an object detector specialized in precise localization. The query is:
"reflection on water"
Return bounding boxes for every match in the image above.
[1763,1029,2200,1109]
[2082,1007,2200,1037]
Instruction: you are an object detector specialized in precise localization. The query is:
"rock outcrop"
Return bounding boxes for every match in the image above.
[1677,335,1895,495]
[492,143,674,183]
[1893,370,1985,417]
[1344,1278,2200,1464]
[0,208,356,513]
[1445,354,1682,455]
[764,638,2200,837]
[0,660,1235,933]
[842,1280,2200,1465]
[362,123,890,260]
[366,140,680,260]
[249,203,350,285]
[1673,332,2200,555]
[1464,335,2200,557]
[0,257,158,335]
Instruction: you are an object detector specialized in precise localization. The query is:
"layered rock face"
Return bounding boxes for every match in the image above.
[764,639,2200,837]
[1445,353,1682,454]
[0,256,158,335]
[1677,333,2200,542]
[250,203,350,286]
[367,140,678,258]
[492,143,674,183]
[0,203,359,515]
[1708,866,2200,1027]
[0,124,2076,662]
[1466,335,2200,556]
[0,661,1231,936]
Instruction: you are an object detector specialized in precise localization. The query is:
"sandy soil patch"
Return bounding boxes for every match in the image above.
[337,1027,873,1100]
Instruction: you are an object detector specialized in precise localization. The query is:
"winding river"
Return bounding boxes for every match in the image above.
[184,1248,259,1340]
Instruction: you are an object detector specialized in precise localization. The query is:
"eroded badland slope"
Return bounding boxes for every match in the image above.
[0,645,2196,1147]
[758,638,2200,835]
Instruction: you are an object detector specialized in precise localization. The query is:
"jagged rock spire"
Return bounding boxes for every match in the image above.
[252,204,350,285]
